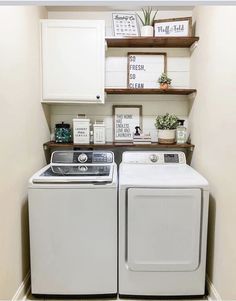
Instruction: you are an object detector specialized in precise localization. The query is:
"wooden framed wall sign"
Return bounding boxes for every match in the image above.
[154,17,192,37]
[128,52,167,89]
[113,105,142,141]
[112,13,139,37]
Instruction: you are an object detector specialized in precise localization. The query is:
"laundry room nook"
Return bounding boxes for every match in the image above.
[0,3,236,301]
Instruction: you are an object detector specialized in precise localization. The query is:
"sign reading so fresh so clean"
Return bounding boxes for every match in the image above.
[128,52,167,89]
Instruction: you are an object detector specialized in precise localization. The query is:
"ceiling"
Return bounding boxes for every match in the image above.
[46,5,194,11]
[3,0,236,7]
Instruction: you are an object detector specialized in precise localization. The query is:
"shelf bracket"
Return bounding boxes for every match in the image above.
[188,91,197,101]
[190,41,198,52]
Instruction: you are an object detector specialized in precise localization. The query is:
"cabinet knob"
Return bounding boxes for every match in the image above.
[96,95,100,100]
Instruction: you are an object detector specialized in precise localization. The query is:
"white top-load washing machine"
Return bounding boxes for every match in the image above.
[119,151,209,297]
[28,151,117,296]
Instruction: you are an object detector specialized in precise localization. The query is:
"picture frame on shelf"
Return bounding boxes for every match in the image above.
[113,105,142,142]
[127,52,167,89]
[112,13,139,37]
[154,17,192,37]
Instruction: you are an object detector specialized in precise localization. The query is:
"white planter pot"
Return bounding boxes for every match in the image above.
[158,129,176,144]
[141,26,153,37]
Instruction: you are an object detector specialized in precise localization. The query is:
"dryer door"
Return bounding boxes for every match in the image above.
[127,188,201,272]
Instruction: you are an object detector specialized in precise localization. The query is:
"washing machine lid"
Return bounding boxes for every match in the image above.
[30,151,116,184]
[119,164,209,189]
[31,164,114,183]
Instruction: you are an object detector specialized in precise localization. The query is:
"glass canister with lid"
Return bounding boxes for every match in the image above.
[55,122,72,143]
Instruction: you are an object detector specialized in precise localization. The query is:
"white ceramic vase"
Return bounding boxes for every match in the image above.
[141,26,154,37]
[158,129,176,144]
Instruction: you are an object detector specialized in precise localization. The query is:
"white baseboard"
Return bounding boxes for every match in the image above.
[207,274,222,301]
[11,272,30,301]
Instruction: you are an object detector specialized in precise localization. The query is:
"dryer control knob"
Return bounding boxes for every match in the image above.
[78,153,88,163]
[149,154,158,163]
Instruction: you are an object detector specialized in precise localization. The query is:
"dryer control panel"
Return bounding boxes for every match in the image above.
[122,151,186,164]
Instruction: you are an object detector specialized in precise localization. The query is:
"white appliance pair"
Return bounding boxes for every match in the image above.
[28,150,209,297]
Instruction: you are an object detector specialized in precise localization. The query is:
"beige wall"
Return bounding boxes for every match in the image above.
[0,6,50,300]
[190,6,236,300]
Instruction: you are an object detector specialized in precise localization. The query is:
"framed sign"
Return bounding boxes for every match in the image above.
[112,13,139,37]
[154,17,192,37]
[128,52,167,89]
[113,105,142,141]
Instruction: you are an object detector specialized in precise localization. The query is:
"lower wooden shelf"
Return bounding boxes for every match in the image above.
[44,141,194,150]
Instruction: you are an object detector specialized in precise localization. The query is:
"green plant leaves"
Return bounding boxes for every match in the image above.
[158,73,172,84]
[137,7,158,26]
[155,113,178,130]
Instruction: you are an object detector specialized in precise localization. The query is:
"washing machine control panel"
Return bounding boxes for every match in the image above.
[92,152,113,163]
[51,151,114,164]
[122,151,186,164]
[75,152,113,163]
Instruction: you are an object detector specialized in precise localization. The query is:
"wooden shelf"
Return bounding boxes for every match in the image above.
[106,36,199,48]
[44,141,194,150]
[105,88,196,95]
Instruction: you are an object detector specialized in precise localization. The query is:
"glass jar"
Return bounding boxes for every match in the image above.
[55,122,72,143]
[176,119,187,144]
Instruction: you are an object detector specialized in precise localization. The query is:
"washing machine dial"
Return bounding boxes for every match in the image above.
[149,154,158,163]
[78,153,88,163]
[78,165,88,172]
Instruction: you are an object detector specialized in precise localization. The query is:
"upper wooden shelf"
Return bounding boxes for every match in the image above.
[105,88,196,95]
[106,36,199,48]
[44,141,194,150]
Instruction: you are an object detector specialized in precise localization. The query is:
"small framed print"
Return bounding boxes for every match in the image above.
[127,52,167,89]
[154,17,192,37]
[113,105,142,142]
[112,13,139,37]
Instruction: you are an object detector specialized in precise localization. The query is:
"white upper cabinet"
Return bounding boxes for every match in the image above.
[41,20,105,103]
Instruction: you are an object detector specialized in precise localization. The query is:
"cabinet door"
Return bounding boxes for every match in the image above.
[127,188,201,272]
[41,20,105,103]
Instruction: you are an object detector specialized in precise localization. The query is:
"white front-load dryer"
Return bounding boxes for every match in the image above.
[119,151,209,297]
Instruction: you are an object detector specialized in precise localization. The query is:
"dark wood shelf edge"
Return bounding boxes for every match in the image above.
[105,88,197,95]
[106,36,199,48]
[44,141,195,149]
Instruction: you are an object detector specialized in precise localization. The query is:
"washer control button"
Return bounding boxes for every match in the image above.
[149,154,158,163]
[78,153,88,163]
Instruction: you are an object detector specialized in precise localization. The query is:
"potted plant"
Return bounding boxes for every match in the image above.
[137,7,158,37]
[155,113,178,144]
[158,73,172,90]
